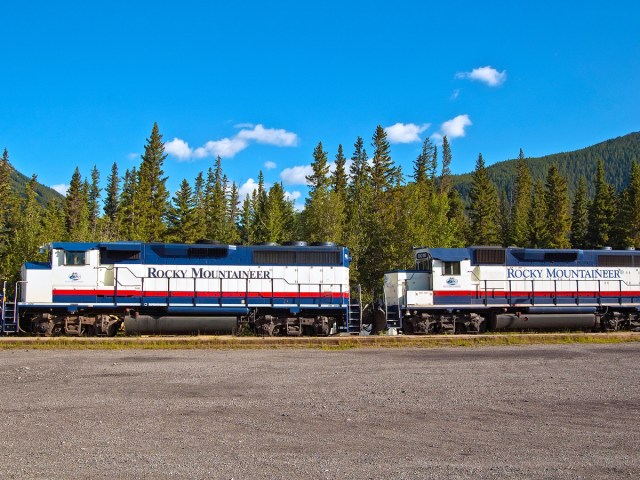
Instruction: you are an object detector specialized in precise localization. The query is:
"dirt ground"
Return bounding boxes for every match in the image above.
[0,343,638,479]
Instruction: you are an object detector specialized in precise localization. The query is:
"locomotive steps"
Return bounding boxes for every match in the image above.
[0,332,638,350]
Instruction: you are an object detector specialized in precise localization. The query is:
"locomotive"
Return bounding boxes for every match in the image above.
[1,241,640,336]
[1,241,354,336]
[383,245,640,333]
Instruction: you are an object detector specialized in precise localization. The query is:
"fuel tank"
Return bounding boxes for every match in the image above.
[124,315,237,335]
[494,313,597,330]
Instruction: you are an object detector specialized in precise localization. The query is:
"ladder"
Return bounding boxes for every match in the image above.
[1,281,19,334]
[347,284,363,334]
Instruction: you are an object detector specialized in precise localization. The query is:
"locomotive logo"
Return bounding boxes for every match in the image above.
[446,277,458,286]
[68,272,81,282]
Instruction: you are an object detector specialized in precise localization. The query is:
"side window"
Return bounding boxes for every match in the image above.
[64,251,86,266]
[443,261,460,276]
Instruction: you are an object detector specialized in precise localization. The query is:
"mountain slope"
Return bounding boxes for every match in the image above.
[11,169,65,207]
[452,132,640,200]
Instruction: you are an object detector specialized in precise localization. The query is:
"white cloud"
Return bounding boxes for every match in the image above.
[165,138,193,161]
[233,122,255,129]
[193,137,248,159]
[165,124,299,161]
[236,124,298,146]
[239,178,260,199]
[280,165,313,186]
[440,114,472,139]
[127,153,138,160]
[451,89,460,100]
[264,160,277,170]
[384,122,430,143]
[284,190,301,202]
[456,66,506,86]
[51,183,69,195]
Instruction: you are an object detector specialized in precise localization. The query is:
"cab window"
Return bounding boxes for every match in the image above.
[443,261,460,276]
[64,251,86,266]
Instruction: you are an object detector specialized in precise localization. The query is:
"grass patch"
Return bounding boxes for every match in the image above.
[0,332,638,350]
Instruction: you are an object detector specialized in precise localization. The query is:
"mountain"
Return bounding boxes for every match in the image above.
[11,169,65,207]
[452,132,640,201]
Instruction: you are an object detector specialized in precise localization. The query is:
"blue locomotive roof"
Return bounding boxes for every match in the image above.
[414,246,640,267]
[46,241,351,267]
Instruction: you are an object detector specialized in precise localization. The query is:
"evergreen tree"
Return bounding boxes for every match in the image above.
[40,200,66,246]
[136,122,169,241]
[10,176,43,282]
[622,161,640,246]
[0,149,17,279]
[87,165,101,240]
[468,153,500,245]
[586,159,616,247]
[331,144,348,200]
[360,126,401,297]
[65,167,90,241]
[117,167,137,240]
[226,182,242,244]
[498,189,512,247]
[192,172,207,241]
[510,149,532,246]
[570,177,589,248]
[528,180,548,248]
[251,171,269,242]
[239,195,254,244]
[103,162,120,240]
[439,136,452,194]
[303,142,343,242]
[413,138,434,185]
[166,178,196,243]
[345,137,373,291]
[205,157,228,241]
[542,165,571,248]
[447,189,470,247]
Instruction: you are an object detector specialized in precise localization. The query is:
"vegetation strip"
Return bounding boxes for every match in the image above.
[0,333,638,350]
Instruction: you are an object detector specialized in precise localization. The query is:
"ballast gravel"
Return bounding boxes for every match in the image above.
[0,343,638,479]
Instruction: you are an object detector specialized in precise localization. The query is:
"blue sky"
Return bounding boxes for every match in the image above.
[1,1,639,208]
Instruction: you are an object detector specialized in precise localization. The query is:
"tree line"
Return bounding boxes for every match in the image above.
[1,123,638,301]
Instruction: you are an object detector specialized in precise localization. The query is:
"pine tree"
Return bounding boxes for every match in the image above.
[103,162,120,240]
[542,165,571,248]
[345,137,373,291]
[205,157,228,241]
[439,136,452,194]
[498,189,512,247]
[65,167,90,241]
[586,159,616,247]
[10,176,43,282]
[447,189,470,247]
[570,177,589,248]
[40,200,66,246]
[303,142,343,242]
[136,122,169,241]
[360,126,402,297]
[510,149,532,247]
[117,167,137,240]
[528,180,548,248]
[0,149,17,279]
[166,179,196,243]
[192,172,207,241]
[226,182,242,244]
[239,195,254,244]
[87,165,101,240]
[413,138,434,185]
[623,161,640,246]
[251,171,269,242]
[468,153,500,245]
[331,144,348,200]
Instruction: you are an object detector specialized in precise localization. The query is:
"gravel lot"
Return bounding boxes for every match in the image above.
[0,343,638,479]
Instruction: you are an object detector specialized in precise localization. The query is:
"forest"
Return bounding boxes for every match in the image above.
[1,124,640,302]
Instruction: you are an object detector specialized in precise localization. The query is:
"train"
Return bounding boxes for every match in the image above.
[1,241,640,335]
